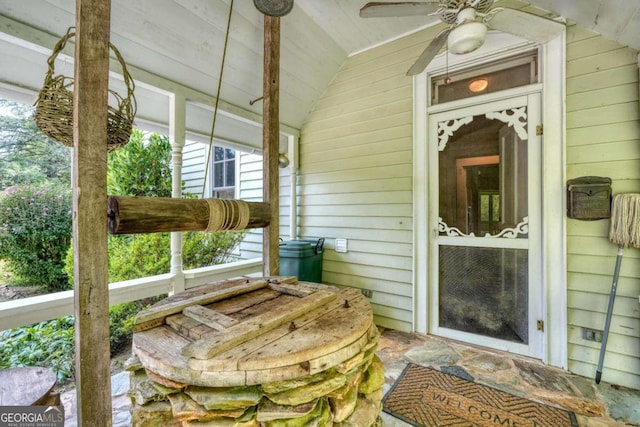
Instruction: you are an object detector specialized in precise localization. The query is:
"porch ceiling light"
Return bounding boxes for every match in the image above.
[469,78,489,92]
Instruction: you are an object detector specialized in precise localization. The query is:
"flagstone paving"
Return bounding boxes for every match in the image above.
[376,329,640,427]
[60,327,639,426]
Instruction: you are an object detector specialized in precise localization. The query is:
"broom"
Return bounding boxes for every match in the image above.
[595,193,640,384]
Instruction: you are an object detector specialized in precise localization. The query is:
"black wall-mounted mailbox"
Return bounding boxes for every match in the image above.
[566,176,612,220]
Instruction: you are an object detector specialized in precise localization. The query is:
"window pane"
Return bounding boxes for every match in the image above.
[214,163,224,188]
[214,146,224,161]
[225,159,235,187]
[439,245,529,344]
[480,194,489,222]
[225,148,235,160]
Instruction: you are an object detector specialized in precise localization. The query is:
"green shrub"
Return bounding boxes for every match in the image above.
[0,184,72,291]
[0,317,75,382]
[108,234,171,282]
[107,130,172,197]
[106,230,246,282]
[183,231,246,269]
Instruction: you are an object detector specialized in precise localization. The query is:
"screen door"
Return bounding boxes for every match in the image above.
[429,94,542,357]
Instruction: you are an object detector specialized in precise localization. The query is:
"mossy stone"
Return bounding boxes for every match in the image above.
[185,385,262,411]
[358,355,384,395]
[266,374,346,406]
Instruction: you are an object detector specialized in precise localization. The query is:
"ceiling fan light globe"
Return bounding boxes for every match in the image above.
[448,21,487,55]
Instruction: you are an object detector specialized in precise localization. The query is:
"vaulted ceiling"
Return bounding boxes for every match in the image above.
[1,0,639,136]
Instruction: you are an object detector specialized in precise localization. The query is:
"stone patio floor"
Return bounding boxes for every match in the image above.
[60,327,640,426]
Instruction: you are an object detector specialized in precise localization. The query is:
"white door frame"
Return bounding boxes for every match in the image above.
[412,31,567,368]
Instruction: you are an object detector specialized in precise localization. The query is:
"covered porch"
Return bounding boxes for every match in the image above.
[1,0,639,425]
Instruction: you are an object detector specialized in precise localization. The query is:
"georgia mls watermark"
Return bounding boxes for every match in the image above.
[0,406,64,427]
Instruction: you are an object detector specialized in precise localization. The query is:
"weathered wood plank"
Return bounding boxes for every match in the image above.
[244,326,378,385]
[73,1,112,424]
[188,288,363,371]
[307,326,374,375]
[133,326,246,387]
[0,367,57,406]
[237,292,372,371]
[262,14,280,276]
[206,288,284,318]
[134,279,271,331]
[182,305,238,330]
[183,290,337,359]
[268,282,315,297]
[166,313,214,339]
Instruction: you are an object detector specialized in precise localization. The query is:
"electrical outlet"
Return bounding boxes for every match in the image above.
[582,327,603,343]
[361,289,373,298]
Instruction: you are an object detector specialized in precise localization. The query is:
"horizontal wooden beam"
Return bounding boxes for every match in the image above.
[108,196,270,234]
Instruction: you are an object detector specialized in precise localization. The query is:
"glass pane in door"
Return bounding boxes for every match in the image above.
[438,113,528,237]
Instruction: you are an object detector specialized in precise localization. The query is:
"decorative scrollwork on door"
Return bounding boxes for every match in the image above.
[439,217,529,238]
[485,107,528,140]
[438,116,473,151]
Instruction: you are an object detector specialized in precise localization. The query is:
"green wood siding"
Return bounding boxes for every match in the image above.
[297,19,640,388]
[566,25,640,390]
[298,26,442,332]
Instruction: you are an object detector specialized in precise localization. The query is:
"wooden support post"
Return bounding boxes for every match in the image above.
[263,15,280,276]
[73,0,112,425]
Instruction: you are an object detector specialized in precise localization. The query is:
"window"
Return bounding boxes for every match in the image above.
[211,146,236,199]
[431,51,538,105]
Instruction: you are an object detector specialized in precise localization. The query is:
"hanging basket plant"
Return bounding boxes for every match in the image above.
[34,27,136,152]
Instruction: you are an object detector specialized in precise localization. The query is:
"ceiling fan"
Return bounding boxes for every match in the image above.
[360,0,564,75]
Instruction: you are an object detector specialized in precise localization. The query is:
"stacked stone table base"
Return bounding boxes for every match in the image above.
[128,329,383,426]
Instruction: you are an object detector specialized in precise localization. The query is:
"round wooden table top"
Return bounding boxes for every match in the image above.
[132,277,375,387]
[0,366,57,406]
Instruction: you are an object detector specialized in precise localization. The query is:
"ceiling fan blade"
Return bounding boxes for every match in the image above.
[360,2,441,18]
[407,28,450,76]
[484,8,564,44]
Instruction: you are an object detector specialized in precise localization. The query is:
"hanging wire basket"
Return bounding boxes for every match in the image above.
[35,27,136,152]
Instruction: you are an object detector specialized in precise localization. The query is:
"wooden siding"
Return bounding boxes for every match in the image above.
[237,152,292,260]
[183,142,207,196]
[297,27,441,332]
[566,25,640,390]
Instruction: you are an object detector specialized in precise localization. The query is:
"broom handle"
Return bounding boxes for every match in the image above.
[595,244,623,384]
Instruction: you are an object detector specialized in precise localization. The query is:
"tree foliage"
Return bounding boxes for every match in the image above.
[107,129,172,197]
[0,185,72,291]
[0,99,71,190]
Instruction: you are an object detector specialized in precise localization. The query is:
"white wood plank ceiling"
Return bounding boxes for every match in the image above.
[1,0,639,133]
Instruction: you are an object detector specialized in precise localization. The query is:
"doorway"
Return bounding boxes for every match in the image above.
[413,34,566,367]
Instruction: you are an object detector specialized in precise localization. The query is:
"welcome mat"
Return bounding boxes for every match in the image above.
[383,363,578,427]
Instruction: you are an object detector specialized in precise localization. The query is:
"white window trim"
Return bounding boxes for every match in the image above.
[413,31,567,368]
